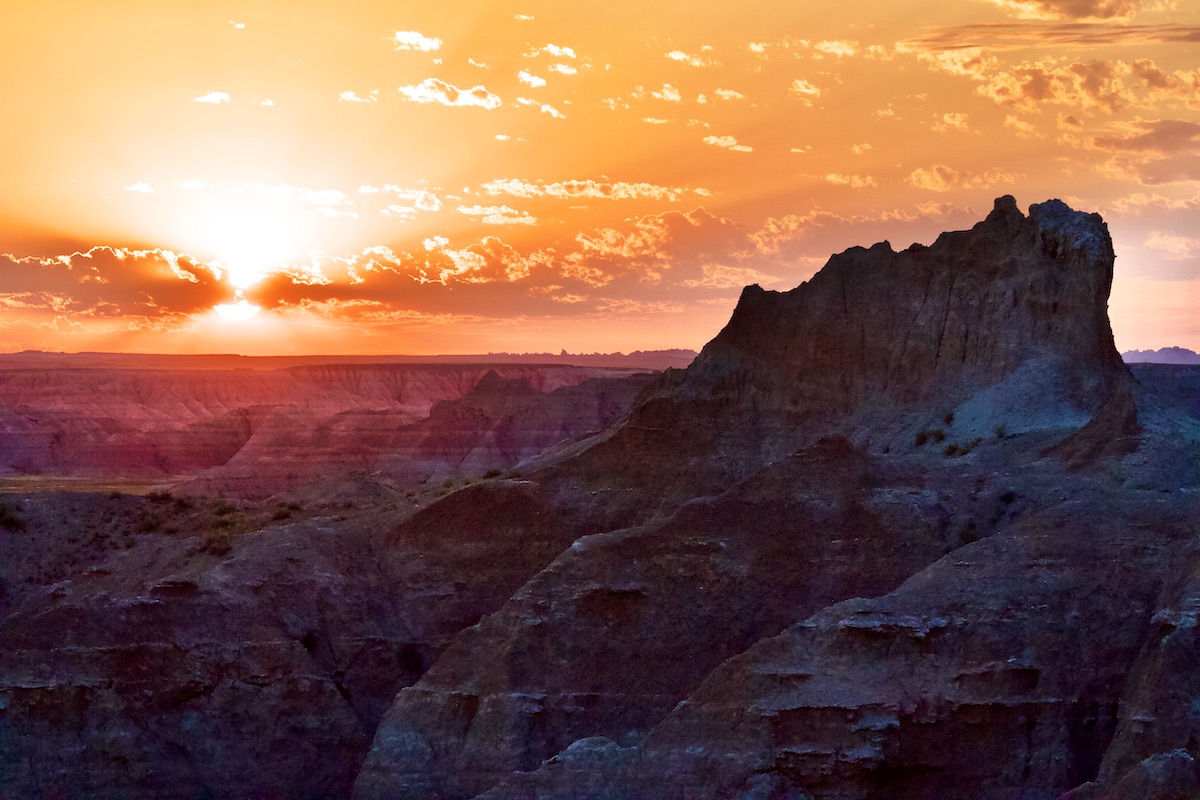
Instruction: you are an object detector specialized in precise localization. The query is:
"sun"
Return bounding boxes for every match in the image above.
[198,203,302,289]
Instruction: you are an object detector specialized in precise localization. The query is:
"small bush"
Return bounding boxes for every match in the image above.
[271,508,292,522]
[482,468,503,479]
[442,478,455,489]
[915,430,929,447]
[147,490,173,504]
[943,444,960,457]
[931,429,946,443]
[200,530,233,556]
[995,425,1007,439]
[943,412,955,426]
[958,521,979,546]
[0,501,26,532]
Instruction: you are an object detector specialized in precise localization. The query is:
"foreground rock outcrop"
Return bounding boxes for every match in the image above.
[353,198,1197,800]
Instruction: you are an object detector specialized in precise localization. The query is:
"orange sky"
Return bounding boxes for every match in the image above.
[1,0,1198,355]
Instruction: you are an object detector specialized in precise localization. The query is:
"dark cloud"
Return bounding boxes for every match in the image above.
[0,247,229,319]
[908,22,1200,50]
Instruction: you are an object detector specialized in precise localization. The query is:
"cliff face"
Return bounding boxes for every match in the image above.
[583,196,1130,481]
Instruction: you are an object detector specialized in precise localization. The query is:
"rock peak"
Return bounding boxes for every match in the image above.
[987,194,1023,223]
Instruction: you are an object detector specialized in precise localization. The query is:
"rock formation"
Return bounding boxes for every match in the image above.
[3,198,1199,800]
[353,197,1196,800]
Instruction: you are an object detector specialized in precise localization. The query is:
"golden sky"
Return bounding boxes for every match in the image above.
[1,0,1198,355]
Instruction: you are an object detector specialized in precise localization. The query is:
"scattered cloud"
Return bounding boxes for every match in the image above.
[653,84,682,103]
[393,31,442,52]
[518,70,547,87]
[1091,119,1200,184]
[339,90,379,103]
[908,164,1022,191]
[358,184,442,211]
[1145,231,1200,259]
[125,182,154,193]
[456,204,538,225]
[851,143,873,155]
[549,63,578,75]
[515,97,566,117]
[666,50,719,67]
[789,79,821,105]
[1005,115,1039,138]
[813,40,859,58]
[193,91,231,104]
[977,0,1171,21]
[825,173,877,189]
[480,179,693,202]
[933,112,973,133]
[713,88,745,101]
[703,135,753,152]
[398,78,502,109]
[907,22,1200,50]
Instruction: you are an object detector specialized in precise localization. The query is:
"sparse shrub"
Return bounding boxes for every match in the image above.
[943,412,955,426]
[271,508,292,522]
[995,425,1007,439]
[173,496,194,511]
[958,521,979,546]
[943,444,960,457]
[211,498,236,516]
[0,501,26,532]
[147,490,173,504]
[442,478,455,489]
[483,468,503,479]
[915,430,929,447]
[1000,490,1017,505]
[136,512,162,533]
[200,530,233,556]
[505,471,521,479]
[931,429,945,443]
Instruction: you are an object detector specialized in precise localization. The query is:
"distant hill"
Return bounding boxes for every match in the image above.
[0,348,697,372]
[1123,346,1200,364]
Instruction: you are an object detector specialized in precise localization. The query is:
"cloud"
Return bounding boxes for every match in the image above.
[339,90,379,103]
[527,43,577,59]
[514,97,566,117]
[125,182,154,193]
[456,204,538,225]
[393,31,442,52]
[518,70,547,87]
[851,143,873,154]
[977,0,1169,20]
[480,178,693,202]
[825,174,877,189]
[549,63,578,76]
[713,88,745,101]
[1092,119,1200,153]
[789,79,821,105]
[907,164,1022,191]
[703,135,753,153]
[193,91,231,104]
[653,84,682,103]
[813,40,859,58]
[1091,119,1200,184]
[1145,231,1200,259]
[933,112,974,133]
[1005,115,1039,138]
[666,50,718,67]
[398,78,502,109]
[514,14,534,21]
[0,247,229,320]
[907,22,1200,50]
[358,184,442,211]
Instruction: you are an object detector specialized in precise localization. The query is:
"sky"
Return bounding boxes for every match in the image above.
[0,0,1198,356]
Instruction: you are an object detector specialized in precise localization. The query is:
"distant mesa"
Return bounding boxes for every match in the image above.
[1123,346,1200,364]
